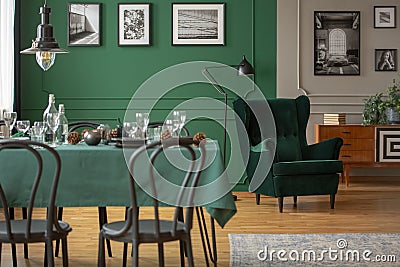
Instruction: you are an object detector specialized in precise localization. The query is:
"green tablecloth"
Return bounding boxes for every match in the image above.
[0,142,236,228]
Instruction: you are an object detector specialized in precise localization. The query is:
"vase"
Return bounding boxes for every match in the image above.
[386,107,400,124]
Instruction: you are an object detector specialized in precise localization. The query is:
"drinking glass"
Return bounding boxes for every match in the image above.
[30,126,43,144]
[173,110,186,136]
[123,122,138,139]
[16,120,30,135]
[3,111,17,138]
[136,113,149,139]
[171,119,180,137]
[163,119,174,138]
[146,126,161,143]
[33,121,46,142]
[45,113,59,146]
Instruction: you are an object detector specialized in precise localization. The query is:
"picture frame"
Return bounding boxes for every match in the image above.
[118,3,151,46]
[375,49,397,72]
[374,6,396,28]
[68,3,101,46]
[314,11,360,76]
[171,3,225,46]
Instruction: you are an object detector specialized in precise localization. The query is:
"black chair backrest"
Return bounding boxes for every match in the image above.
[0,120,5,126]
[125,138,205,239]
[0,140,63,240]
[68,121,101,132]
[148,121,190,136]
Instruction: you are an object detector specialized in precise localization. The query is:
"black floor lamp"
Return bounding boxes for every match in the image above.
[199,56,254,266]
[202,55,255,165]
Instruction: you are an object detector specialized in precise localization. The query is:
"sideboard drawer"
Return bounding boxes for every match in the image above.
[341,139,375,150]
[318,126,374,139]
[339,150,375,162]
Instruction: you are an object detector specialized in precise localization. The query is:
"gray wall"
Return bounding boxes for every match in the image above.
[278,0,400,176]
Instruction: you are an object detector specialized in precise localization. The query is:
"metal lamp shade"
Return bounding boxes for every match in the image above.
[20,3,68,71]
[237,55,255,76]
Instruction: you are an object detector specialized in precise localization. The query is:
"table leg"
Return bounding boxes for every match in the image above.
[98,207,112,257]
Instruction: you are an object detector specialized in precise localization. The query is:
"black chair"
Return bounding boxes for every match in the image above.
[0,140,72,266]
[60,121,112,256]
[68,121,101,132]
[98,138,206,267]
[55,121,114,258]
[0,120,4,126]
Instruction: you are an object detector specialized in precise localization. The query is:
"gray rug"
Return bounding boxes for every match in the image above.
[229,233,400,266]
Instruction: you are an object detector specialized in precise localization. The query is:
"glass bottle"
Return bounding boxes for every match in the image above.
[57,104,69,144]
[43,94,57,143]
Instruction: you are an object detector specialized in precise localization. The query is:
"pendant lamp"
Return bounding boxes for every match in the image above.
[20,0,69,71]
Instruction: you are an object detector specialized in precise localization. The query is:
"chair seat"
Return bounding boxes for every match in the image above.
[102,219,188,243]
[0,219,71,242]
[273,160,343,176]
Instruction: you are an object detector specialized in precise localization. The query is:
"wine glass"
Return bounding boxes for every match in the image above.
[45,113,59,146]
[123,122,138,139]
[136,113,149,139]
[16,120,30,135]
[173,110,186,136]
[3,111,17,138]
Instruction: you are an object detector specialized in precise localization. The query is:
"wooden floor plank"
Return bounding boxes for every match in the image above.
[1,176,399,266]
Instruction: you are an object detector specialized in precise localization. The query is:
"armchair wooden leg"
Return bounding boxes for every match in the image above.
[256,194,260,205]
[278,197,284,213]
[293,196,297,207]
[330,194,336,209]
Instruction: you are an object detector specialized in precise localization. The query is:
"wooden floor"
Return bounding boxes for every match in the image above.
[1,176,400,266]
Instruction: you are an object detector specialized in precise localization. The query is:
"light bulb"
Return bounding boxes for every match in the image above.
[35,51,56,71]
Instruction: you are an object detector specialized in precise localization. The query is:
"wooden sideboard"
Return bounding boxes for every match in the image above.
[314,124,400,186]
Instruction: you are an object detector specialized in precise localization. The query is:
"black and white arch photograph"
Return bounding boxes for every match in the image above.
[172,3,225,45]
[68,3,101,46]
[314,11,360,75]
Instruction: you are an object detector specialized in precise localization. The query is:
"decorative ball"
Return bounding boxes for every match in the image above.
[81,129,90,140]
[67,132,80,145]
[193,132,206,147]
[84,130,102,146]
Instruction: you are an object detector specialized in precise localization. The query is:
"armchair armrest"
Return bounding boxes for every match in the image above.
[302,137,343,160]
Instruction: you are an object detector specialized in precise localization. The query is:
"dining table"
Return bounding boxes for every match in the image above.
[0,140,237,266]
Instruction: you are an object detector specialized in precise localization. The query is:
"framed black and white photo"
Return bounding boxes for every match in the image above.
[314,11,360,76]
[118,3,151,46]
[172,3,225,46]
[375,49,397,71]
[374,6,396,28]
[68,3,101,46]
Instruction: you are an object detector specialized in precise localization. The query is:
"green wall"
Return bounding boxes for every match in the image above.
[20,0,276,188]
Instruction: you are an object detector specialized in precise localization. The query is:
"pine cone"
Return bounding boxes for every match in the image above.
[193,132,206,147]
[109,128,119,138]
[67,132,81,145]
[161,129,172,140]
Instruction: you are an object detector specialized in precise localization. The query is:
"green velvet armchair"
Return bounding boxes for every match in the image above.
[233,95,343,212]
